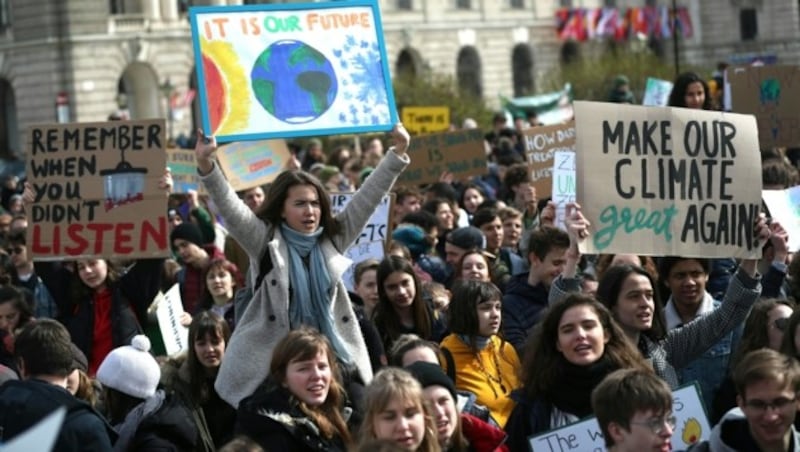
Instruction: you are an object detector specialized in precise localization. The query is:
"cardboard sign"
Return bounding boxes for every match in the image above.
[642,77,674,107]
[575,101,763,259]
[216,139,292,191]
[26,120,169,260]
[343,239,384,292]
[396,128,487,186]
[552,151,576,230]
[728,65,800,149]
[189,0,397,142]
[401,106,451,135]
[0,407,66,452]
[762,187,800,252]
[524,122,576,199]
[167,148,204,194]
[529,384,710,451]
[155,284,190,356]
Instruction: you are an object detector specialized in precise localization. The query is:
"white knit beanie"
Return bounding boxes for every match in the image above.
[97,335,160,399]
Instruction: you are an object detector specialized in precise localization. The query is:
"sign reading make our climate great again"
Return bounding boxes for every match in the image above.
[575,101,762,259]
[189,0,397,143]
[26,120,170,260]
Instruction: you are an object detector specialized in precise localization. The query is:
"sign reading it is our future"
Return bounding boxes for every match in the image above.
[574,101,762,259]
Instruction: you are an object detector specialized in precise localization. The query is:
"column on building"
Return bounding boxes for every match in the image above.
[142,0,161,20]
[161,0,179,21]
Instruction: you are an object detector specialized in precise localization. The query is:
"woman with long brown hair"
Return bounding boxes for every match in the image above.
[236,327,353,451]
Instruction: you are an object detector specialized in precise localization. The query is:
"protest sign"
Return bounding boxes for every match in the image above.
[26,120,169,260]
[0,407,65,452]
[642,77,674,107]
[167,148,204,194]
[762,186,800,252]
[574,101,762,259]
[342,240,384,292]
[524,121,575,199]
[216,139,292,191]
[529,384,710,451]
[155,284,190,356]
[396,128,487,186]
[189,0,397,142]
[728,65,800,149]
[401,106,451,135]
[330,192,392,246]
[551,151,576,229]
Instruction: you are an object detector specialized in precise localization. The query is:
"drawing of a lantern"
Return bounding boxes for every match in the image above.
[101,156,148,212]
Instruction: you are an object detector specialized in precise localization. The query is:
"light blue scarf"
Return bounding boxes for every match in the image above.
[281,222,352,364]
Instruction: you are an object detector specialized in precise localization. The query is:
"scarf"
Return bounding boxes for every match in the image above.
[548,356,616,418]
[281,223,352,364]
[113,390,166,452]
[457,334,490,350]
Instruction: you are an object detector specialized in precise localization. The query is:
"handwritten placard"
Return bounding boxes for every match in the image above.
[189,0,397,142]
[167,148,204,194]
[728,65,800,149]
[330,192,391,246]
[552,151,576,230]
[216,139,292,191]
[524,122,575,199]
[26,120,169,260]
[155,284,189,356]
[396,128,487,186]
[642,77,674,107]
[762,186,800,252]
[401,106,451,135]
[529,384,710,451]
[342,240,384,292]
[574,101,762,259]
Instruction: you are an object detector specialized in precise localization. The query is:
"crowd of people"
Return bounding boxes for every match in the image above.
[0,70,799,452]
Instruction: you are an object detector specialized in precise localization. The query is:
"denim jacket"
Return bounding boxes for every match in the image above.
[665,294,743,411]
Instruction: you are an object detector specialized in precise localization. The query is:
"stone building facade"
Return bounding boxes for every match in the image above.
[0,0,797,159]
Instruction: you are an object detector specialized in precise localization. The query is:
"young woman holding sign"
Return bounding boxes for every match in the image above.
[547,203,767,387]
[195,124,410,408]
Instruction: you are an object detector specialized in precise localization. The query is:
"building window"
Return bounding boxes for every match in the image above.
[397,0,413,10]
[740,8,758,40]
[509,0,524,8]
[559,0,573,7]
[457,47,483,98]
[603,0,616,7]
[456,0,471,9]
[512,44,534,96]
[0,0,9,30]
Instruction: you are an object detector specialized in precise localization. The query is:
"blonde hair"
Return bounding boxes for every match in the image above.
[359,368,442,452]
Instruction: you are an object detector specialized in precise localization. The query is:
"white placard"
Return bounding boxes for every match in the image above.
[552,151,576,230]
[0,407,65,452]
[155,284,189,356]
[762,187,800,251]
[642,77,674,107]
[343,240,385,292]
[529,384,710,451]
[329,193,391,246]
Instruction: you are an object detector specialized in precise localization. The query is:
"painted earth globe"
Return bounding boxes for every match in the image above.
[251,39,338,124]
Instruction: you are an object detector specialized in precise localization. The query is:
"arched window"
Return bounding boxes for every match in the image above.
[560,40,581,65]
[0,78,18,159]
[396,48,418,80]
[118,62,161,119]
[456,46,483,98]
[512,44,534,96]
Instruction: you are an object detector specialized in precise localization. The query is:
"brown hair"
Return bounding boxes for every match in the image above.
[734,348,800,400]
[187,311,231,402]
[734,298,795,369]
[374,256,432,349]
[269,327,351,444]
[256,170,341,237]
[594,254,659,284]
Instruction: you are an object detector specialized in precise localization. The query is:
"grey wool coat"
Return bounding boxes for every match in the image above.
[203,150,409,408]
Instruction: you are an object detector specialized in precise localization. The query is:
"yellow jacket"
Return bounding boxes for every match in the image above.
[440,334,520,428]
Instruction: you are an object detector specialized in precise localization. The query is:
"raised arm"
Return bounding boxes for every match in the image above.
[548,203,589,305]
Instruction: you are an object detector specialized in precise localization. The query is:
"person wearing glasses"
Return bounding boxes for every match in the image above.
[690,348,800,452]
[592,368,675,452]
[711,298,796,424]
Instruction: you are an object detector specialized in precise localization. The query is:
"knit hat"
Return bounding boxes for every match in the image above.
[170,222,204,248]
[318,165,341,185]
[70,343,88,373]
[405,361,457,401]
[359,167,374,185]
[96,335,160,399]
[614,74,630,87]
[446,226,485,251]
[392,225,428,258]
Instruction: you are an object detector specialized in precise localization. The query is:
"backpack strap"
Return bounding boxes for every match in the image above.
[440,345,456,383]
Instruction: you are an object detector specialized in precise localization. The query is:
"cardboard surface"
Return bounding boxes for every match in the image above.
[396,128,487,186]
[574,101,762,258]
[167,148,205,194]
[189,0,397,142]
[728,65,800,149]
[216,139,292,191]
[27,119,169,260]
[523,121,576,199]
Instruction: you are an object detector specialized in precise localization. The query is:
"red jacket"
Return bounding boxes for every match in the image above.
[461,413,509,452]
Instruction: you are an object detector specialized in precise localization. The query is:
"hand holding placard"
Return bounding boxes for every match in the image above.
[195,128,217,175]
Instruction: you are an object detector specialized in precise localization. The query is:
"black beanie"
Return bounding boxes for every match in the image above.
[446,226,485,251]
[170,222,205,248]
[405,361,457,401]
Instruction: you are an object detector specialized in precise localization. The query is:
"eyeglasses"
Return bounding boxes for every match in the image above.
[5,247,23,255]
[744,396,796,414]
[773,317,790,332]
[629,415,677,435]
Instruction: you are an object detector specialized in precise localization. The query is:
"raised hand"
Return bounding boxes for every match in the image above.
[194,128,217,175]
